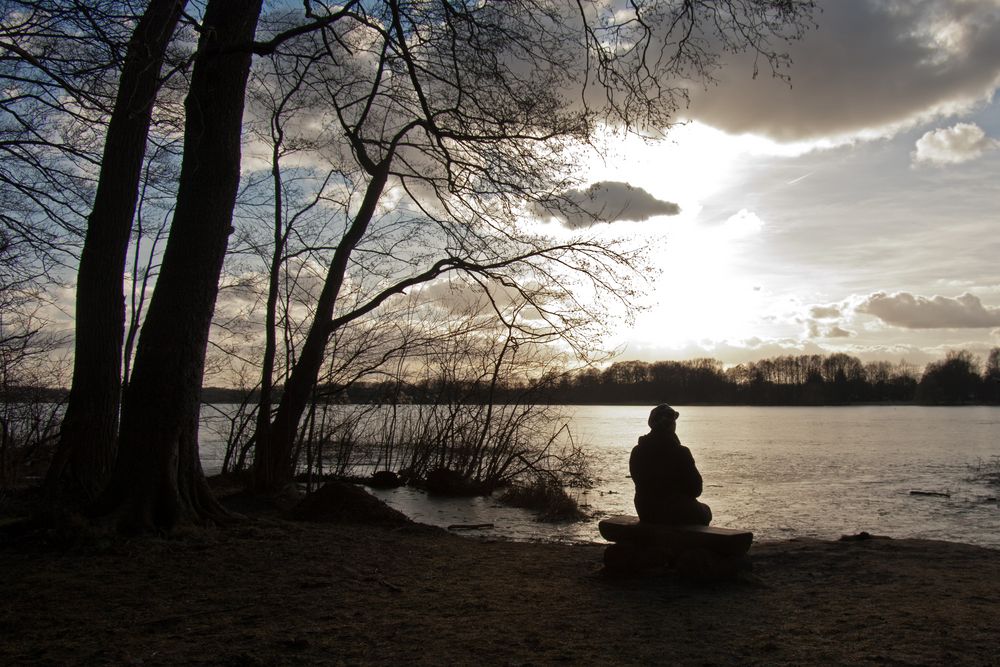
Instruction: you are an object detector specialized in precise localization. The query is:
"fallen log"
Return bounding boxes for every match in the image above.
[447,523,494,531]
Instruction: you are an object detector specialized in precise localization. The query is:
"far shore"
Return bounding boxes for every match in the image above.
[7,385,998,407]
[198,393,1000,407]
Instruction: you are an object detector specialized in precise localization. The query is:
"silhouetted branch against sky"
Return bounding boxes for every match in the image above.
[229,0,826,483]
[215,0,818,379]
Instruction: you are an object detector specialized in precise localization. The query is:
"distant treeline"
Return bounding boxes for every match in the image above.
[547,349,1000,406]
[0,386,68,403]
[204,348,1000,407]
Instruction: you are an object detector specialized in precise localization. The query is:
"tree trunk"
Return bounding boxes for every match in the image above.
[250,129,287,488]
[96,0,263,531]
[45,0,188,505]
[254,161,391,493]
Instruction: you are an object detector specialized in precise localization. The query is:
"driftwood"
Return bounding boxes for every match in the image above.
[447,523,495,531]
[909,490,951,498]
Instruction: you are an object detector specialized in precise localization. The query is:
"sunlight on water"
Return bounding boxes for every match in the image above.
[201,405,1000,548]
[568,405,1000,547]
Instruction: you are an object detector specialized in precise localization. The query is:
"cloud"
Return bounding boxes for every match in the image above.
[806,320,853,339]
[720,209,764,238]
[623,336,831,366]
[809,304,842,319]
[912,122,999,165]
[540,181,680,228]
[802,302,852,338]
[415,276,547,320]
[687,1,1000,141]
[857,291,1000,329]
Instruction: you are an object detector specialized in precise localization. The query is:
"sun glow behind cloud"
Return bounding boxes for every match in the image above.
[563,1,1000,366]
[578,123,834,223]
[561,122,832,350]
[624,208,775,348]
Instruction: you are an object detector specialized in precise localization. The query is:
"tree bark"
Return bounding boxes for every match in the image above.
[97,0,263,531]
[45,0,187,504]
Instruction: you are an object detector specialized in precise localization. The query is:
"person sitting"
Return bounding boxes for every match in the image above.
[629,404,712,525]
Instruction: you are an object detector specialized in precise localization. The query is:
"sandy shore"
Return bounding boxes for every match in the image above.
[2,489,1000,665]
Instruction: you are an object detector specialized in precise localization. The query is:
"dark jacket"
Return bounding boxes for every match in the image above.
[629,430,709,524]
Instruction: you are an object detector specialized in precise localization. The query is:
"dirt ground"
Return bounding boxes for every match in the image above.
[2,486,1000,666]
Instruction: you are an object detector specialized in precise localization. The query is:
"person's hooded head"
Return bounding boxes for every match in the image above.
[647,404,679,434]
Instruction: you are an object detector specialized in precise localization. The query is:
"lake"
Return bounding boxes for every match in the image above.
[200,405,1000,548]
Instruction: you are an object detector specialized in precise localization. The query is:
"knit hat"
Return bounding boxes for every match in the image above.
[648,404,680,429]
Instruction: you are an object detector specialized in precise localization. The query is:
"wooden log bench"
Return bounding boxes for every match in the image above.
[598,515,753,577]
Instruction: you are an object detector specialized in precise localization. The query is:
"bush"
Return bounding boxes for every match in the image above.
[499,478,585,523]
[290,481,411,525]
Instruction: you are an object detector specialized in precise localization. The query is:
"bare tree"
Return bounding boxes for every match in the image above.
[248,0,815,491]
[94,0,263,530]
[236,41,344,487]
[0,0,132,263]
[43,0,188,504]
[0,230,67,488]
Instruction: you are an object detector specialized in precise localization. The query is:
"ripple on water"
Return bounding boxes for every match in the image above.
[199,405,1000,548]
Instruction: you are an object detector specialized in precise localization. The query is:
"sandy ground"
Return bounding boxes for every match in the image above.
[2,488,1000,666]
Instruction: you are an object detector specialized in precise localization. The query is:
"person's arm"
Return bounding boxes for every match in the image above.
[630,442,657,488]
[629,445,643,484]
[679,447,703,497]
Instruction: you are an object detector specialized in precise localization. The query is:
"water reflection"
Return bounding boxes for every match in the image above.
[200,405,1000,548]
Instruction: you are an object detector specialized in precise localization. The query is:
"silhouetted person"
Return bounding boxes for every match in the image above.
[630,404,712,525]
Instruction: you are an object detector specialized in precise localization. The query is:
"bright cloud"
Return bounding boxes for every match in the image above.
[720,209,764,238]
[810,305,842,319]
[807,319,853,339]
[857,292,1000,329]
[912,122,999,165]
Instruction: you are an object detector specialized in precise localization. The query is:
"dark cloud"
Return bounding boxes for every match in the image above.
[825,326,853,339]
[541,181,680,228]
[858,291,1000,328]
[687,1,1000,141]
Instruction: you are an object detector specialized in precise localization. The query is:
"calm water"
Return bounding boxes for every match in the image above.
[200,405,1000,547]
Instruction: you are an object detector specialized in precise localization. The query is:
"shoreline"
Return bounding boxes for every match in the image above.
[2,506,999,665]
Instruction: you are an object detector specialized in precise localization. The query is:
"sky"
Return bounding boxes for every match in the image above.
[36,0,1000,379]
[562,0,1000,368]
